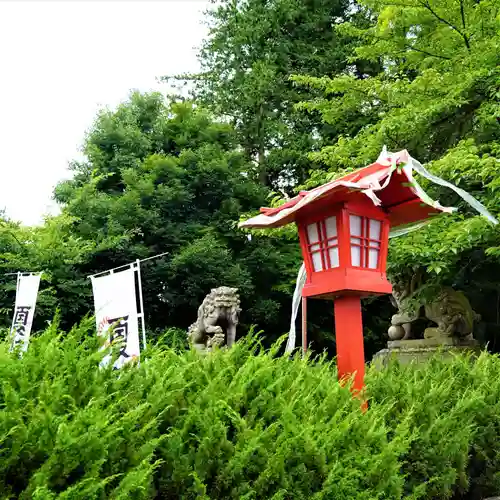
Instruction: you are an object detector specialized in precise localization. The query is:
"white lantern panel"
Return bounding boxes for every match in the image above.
[368,248,380,269]
[369,241,381,248]
[349,215,362,237]
[369,219,382,240]
[351,245,361,267]
[307,223,319,243]
[325,216,337,238]
[329,247,340,268]
[311,252,323,272]
[310,243,320,252]
[350,237,361,246]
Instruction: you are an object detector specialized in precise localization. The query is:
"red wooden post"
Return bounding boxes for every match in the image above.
[334,295,365,394]
[302,297,307,354]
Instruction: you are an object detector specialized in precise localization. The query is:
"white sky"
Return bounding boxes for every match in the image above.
[0,0,209,226]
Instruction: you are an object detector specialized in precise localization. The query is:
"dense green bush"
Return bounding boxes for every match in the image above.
[369,353,500,500]
[1,322,500,499]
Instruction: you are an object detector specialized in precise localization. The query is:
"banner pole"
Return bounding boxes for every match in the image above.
[8,272,20,349]
[9,272,20,336]
[4,271,41,277]
[89,251,169,279]
[135,259,147,351]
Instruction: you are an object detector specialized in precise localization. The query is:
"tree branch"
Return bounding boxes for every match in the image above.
[0,224,25,250]
[459,0,467,30]
[370,32,452,60]
[383,2,421,7]
[400,44,451,60]
[417,0,470,49]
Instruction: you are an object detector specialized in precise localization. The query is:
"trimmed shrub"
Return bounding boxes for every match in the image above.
[0,321,499,499]
[368,352,500,500]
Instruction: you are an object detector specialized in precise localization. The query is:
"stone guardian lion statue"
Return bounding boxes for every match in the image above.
[389,278,480,342]
[187,286,241,352]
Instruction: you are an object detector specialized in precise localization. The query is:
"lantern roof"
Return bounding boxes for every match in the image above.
[240,149,456,230]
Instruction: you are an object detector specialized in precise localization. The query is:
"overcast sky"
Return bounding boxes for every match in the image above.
[0,0,209,226]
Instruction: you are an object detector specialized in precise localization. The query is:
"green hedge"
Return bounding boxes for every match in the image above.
[1,321,500,499]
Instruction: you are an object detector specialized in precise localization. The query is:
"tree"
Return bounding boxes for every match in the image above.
[168,0,374,190]
[49,92,301,339]
[0,212,123,332]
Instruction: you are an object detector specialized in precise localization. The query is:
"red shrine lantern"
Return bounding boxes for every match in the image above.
[298,197,391,299]
[295,197,392,397]
[240,149,460,401]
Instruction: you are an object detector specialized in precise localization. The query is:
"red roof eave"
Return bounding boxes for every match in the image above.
[240,151,450,230]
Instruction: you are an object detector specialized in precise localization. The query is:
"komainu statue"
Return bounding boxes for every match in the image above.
[187,286,241,352]
[388,277,480,342]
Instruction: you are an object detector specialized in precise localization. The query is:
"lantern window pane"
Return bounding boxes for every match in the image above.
[349,215,362,237]
[349,215,384,269]
[312,251,323,272]
[351,245,361,267]
[305,216,342,272]
[325,216,337,238]
[369,219,381,240]
[329,247,339,268]
[307,223,319,243]
[368,248,380,269]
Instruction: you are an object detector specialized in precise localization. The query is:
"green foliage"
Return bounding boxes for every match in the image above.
[153,327,189,352]
[292,0,500,277]
[59,94,300,338]
[0,214,119,332]
[0,93,300,342]
[2,0,500,362]
[169,0,374,189]
[368,353,500,499]
[289,0,500,342]
[3,322,500,498]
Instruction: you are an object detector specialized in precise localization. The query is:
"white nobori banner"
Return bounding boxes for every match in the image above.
[10,273,42,352]
[90,266,143,369]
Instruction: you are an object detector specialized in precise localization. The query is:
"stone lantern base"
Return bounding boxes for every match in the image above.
[372,337,481,368]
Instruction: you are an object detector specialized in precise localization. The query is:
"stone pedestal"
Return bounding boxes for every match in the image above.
[372,337,481,368]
